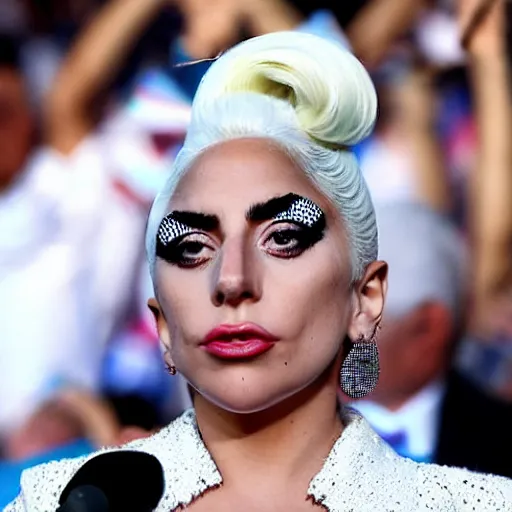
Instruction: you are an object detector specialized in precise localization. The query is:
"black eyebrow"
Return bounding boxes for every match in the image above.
[169,210,219,231]
[246,193,304,222]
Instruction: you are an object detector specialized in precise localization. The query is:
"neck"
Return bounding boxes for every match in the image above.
[193,368,342,486]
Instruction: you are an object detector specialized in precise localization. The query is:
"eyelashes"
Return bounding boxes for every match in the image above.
[156,215,207,266]
[157,236,212,267]
[155,197,326,266]
[264,224,325,258]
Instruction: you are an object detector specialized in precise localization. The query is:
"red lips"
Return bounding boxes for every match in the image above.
[201,323,278,359]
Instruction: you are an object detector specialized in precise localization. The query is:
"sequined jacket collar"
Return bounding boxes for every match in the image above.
[9,408,512,511]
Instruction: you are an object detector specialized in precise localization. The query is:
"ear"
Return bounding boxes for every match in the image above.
[147,298,172,360]
[347,261,388,341]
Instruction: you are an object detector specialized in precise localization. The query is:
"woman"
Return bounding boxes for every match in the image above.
[6,31,511,511]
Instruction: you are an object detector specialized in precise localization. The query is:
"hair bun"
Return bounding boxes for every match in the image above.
[193,31,377,147]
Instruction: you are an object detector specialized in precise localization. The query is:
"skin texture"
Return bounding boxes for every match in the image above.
[150,138,387,414]
[0,68,33,191]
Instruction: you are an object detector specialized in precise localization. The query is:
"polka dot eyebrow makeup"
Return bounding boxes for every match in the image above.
[155,193,326,259]
[157,211,219,248]
[246,193,325,227]
[272,196,324,227]
[157,216,194,247]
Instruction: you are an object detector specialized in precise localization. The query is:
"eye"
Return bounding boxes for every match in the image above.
[180,240,207,259]
[263,225,313,258]
[156,233,215,268]
[268,229,300,249]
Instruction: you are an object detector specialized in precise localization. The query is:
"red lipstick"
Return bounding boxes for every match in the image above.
[201,323,278,360]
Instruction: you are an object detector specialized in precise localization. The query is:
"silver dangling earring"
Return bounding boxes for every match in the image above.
[340,329,380,399]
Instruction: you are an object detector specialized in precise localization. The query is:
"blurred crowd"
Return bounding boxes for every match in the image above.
[1,0,512,505]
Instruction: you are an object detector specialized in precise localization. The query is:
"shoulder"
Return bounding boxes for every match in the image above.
[414,462,512,511]
[5,411,199,512]
[374,450,512,510]
[335,410,512,511]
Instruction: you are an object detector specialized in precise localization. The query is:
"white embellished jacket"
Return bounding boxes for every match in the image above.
[4,409,512,511]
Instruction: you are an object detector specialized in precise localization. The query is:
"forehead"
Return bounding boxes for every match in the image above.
[170,138,334,217]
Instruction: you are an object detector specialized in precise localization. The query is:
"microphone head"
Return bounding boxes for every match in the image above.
[59,451,164,512]
[61,485,109,512]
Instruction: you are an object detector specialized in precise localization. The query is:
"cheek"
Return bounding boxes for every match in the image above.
[156,266,212,339]
[265,251,351,344]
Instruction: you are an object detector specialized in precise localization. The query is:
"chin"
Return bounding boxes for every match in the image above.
[199,386,279,414]
[193,374,305,415]
[183,363,322,415]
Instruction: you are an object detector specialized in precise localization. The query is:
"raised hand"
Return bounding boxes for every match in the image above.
[175,0,243,59]
[458,0,506,55]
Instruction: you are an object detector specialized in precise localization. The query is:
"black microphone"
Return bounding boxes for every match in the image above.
[57,451,164,512]
[57,485,109,512]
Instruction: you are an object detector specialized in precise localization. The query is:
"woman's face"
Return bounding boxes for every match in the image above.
[151,138,378,413]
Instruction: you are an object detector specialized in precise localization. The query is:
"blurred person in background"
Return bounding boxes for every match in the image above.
[357,0,512,404]
[352,0,512,478]
[394,0,512,404]
[357,64,427,207]
[454,0,512,403]
[0,0,105,108]
[0,0,192,446]
[0,35,33,191]
[353,202,512,477]
[359,59,460,213]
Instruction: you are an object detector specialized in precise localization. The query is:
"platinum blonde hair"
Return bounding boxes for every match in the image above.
[146,31,378,282]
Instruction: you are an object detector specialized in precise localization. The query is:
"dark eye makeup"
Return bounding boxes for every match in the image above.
[263,219,326,258]
[155,194,326,267]
[156,232,214,267]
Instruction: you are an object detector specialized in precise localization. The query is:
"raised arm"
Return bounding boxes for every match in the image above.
[45,0,171,155]
[397,66,452,214]
[241,0,303,37]
[462,0,512,321]
[346,0,427,68]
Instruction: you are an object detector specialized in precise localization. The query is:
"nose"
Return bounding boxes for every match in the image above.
[211,235,261,308]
